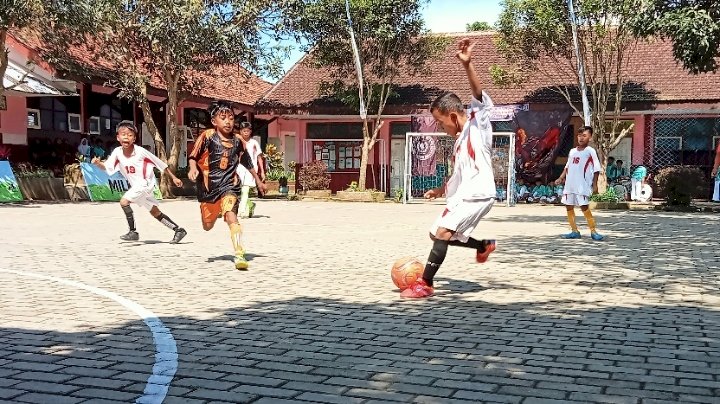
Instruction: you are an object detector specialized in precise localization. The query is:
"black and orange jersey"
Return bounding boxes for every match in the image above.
[189,129,254,203]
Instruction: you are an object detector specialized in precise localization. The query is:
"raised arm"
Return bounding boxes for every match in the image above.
[456,38,482,100]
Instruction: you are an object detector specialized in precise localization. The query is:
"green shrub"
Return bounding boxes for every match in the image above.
[655,166,706,206]
[590,187,619,203]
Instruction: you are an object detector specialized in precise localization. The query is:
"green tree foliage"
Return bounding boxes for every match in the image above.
[45,0,294,196]
[290,0,447,191]
[495,0,641,191]
[632,0,720,74]
[0,0,44,103]
[466,21,492,31]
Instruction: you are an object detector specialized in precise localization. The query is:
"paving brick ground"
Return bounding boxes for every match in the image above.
[1,200,719,403]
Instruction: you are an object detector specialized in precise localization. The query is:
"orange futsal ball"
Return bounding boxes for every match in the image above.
[391,257,424,291]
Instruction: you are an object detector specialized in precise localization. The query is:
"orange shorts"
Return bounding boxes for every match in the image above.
[200,193,239,228]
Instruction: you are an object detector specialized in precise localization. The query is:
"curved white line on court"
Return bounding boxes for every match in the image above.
[0,268,177,404]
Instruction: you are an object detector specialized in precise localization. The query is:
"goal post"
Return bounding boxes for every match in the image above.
[403,132,516,207]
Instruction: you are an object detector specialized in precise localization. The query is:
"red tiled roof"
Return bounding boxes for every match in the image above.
[10,30,272,106]
[260,32,720,113]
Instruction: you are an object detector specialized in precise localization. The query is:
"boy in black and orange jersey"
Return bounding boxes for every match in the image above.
[188,101,267,270]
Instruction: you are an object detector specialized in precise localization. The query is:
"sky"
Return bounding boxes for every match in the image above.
[264,0,503,81]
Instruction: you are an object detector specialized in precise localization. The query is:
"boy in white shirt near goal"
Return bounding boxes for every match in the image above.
[400,38,496,299]
[92,121,187,243]
[555,126,604,241]
[235,122,265,218]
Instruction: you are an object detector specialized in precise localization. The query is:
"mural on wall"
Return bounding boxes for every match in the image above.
[512,109,573,183]
[80,162,162,202]
[0,161,23,202]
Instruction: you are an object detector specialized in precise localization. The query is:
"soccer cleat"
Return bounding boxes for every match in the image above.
[120,231,139,241]
[248,201,256,218]
[476,240,496,264]
[400,278,434,298]
[591,232,605,241]
[171,228,187,244]
[234,254,249,270]
[561,231,581,239]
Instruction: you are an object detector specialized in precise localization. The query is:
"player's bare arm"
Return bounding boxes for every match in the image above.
[592,172,599,194]
[457,38,483,100]
[424,187,444,200]
[188,159,199,182]
[163,167,184,187]
[556,167,568,183]
[249,168,267,194]
[91,157,106,171]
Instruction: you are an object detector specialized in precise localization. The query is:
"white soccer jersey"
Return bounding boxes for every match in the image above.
[237,138,262,186]
[105,145,167,188]
[563,146,601,196]
[445,91,496,205]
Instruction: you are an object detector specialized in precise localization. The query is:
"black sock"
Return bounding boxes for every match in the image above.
[122,205,136,231]
[155,213,179,231]
[449,237,486,251]
[423,239,449,286]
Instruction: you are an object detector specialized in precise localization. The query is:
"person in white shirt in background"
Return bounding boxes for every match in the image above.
[555,126,604,241]
[235,122,265,218]
[400,38,497,299]
[92,121,187,243]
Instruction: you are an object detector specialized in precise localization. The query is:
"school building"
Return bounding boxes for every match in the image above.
[257,32,720,195]
[0,29,272,174]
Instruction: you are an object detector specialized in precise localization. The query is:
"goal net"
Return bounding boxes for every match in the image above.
[403,132,516,207]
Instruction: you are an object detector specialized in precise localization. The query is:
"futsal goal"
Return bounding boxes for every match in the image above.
[403,132,516,207]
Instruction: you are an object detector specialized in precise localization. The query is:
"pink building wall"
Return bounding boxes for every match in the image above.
[264,116,409,164]
[0,95,28,145]
[632,115,645,165]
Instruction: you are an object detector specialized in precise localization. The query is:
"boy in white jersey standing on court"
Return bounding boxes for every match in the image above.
[555,126,604,241]
[92,121,187,243]
[401,38,496,299]
[235,122,265,218]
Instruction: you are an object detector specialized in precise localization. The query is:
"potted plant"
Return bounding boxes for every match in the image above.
[15,163,69,200]
[0,145,11,161]
[299,160,331,198]
[278,174,289,196]
[336,181,386,202]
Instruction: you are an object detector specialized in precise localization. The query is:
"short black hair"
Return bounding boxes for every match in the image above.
[616,159,623,165]
[116,120,138,136]
[579,125,594,135]
[608,156,615,162]
[235,121,252,130]
[208,100,234,118]
[430,92,464,114]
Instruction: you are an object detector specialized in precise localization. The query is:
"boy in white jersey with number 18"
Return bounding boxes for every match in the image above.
[555,126,604,241]
[92,121,187,243]
[401,38,497,299]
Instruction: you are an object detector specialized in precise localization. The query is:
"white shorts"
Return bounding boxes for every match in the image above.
[123,185,159,210]
[561,193,590,207]
[430,198,494,242]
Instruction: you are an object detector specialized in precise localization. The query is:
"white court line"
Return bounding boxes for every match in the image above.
[0,268,177,404]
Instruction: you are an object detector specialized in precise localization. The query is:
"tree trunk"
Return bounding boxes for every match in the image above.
[0,30,8,102]
[163,72,181,199]
[357,121,372,191]
[139,94,173,197]
[597,148,608,194]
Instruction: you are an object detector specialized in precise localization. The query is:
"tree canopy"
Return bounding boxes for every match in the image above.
[290,0,447,190]
[495,0,642,190]
[466,21,492,31]
[632,0,720,74]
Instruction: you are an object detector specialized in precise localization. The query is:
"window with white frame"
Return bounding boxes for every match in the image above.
[68,113,82,133]
[88,116,101,134]
[27,109,41,129]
